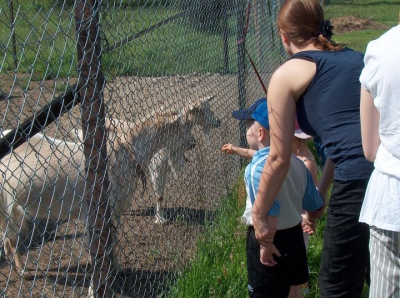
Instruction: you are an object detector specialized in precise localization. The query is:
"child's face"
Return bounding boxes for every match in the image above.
[245,119,260,150]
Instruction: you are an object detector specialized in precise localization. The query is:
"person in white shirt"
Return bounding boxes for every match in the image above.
[359,24,400,298]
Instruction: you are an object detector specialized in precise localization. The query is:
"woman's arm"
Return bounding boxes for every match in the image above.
[316,156,334,215]
[303,156,334,232]
[304,158,318,186]
[318,157,334,198]
[252,59,316,249]
[360,87,380,162]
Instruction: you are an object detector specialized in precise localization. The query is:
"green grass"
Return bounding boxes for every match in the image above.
[0,3,238,78]
[306,211,326,297]
[1,0,397,79]
[334,29,391,52]
[165,177,248,298]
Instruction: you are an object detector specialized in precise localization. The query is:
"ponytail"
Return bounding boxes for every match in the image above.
[314,34,345,51]
[314,20,345,50]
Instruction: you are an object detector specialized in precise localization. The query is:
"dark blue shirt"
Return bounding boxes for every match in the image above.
[291,49,374,181]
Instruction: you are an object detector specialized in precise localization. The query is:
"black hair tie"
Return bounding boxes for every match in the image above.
[318,20,334,39]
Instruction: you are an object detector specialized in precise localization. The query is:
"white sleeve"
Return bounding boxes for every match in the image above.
[360,39,379,99]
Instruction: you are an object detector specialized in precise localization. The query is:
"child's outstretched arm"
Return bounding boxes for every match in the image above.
[221,144,255,160]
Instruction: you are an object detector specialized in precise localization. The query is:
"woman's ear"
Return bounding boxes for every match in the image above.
[279,30,290,44]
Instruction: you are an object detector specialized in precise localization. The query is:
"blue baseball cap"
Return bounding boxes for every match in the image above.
[232,98,269,129]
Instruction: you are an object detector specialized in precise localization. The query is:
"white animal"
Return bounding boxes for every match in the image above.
[150,96,221,223]
[71,96,221,224]
[0,109,196,278]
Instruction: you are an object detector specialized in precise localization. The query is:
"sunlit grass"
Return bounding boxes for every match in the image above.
[0,3,238,79]
[1,0,396,80]
[165,172,248,298]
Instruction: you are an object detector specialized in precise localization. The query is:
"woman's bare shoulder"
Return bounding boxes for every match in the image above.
[270,59,316,97]
[278,58,315,76]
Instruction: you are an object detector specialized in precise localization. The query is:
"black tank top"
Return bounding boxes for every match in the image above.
[291,49,373,181]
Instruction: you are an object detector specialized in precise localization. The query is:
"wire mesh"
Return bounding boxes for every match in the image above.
[0,0,282,296]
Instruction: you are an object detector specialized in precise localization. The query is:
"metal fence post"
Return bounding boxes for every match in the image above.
[236,0,247,155]
[222,0,230,74]
[75,1,114,297]
[9,0,18,70]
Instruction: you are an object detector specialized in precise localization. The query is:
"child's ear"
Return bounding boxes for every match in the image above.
[258,127,266,141]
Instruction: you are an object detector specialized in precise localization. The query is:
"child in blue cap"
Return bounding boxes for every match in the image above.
[223,98,322,298]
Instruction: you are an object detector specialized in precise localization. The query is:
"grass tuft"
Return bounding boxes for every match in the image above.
[165,172,248,298]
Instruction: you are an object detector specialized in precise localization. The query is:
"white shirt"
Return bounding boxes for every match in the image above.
[241,148,322,230]
[359,25,400,231]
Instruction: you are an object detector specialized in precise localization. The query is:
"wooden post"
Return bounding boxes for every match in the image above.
[75,1,114,297]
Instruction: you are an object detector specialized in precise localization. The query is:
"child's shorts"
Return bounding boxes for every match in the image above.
[246,223,309,298]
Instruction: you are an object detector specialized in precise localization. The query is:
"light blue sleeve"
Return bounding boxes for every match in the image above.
[267,199,281,216]
[302,170,323,211]
[250,161,280,217]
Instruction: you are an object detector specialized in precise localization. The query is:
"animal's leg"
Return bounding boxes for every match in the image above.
[0,230,7,268]
[85,218,96,298]
[85,217,93,266]
[0,246,6,268]
[154,195,167,224]
[150,151,169,224]
[4,237,31,279]
[87,281,95,298]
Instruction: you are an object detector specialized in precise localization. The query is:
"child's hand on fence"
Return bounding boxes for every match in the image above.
[221,143,235,154]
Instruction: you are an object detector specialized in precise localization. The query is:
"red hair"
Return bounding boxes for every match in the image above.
[278,0,344,51]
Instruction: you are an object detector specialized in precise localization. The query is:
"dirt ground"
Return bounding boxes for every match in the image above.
[0,14,388,297]
[331,15,389,34]
[0,72,244,297]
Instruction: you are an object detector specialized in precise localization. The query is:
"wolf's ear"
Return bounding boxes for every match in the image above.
[203,95,215,102]
[185,95,214,110]
[178,104,193,122]
[189,95,215,108]
[166,112,182,126]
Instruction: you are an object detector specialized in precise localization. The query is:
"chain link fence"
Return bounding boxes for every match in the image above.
[0,0,283,296]
[1,0,398,296]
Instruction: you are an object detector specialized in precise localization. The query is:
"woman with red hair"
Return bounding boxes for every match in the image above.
[252,0,373,297]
